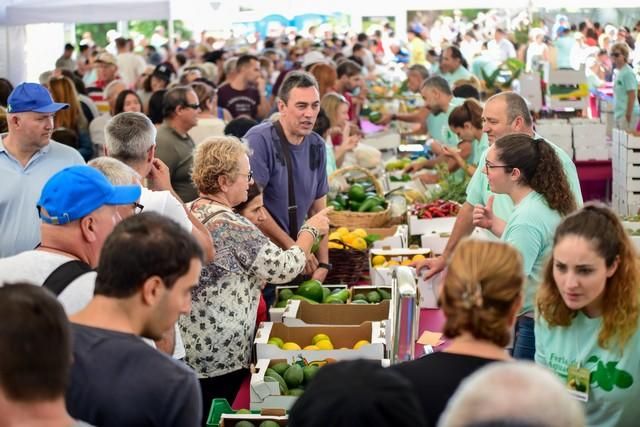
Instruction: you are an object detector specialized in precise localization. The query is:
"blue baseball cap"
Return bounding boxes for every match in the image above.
[7,82,69,114]
[37,165,141,225]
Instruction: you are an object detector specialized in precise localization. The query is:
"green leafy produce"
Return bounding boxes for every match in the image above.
[428,163,470,204]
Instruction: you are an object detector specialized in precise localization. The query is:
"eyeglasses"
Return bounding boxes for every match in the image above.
[133,202,144,214]
[610,52,622,57]
[246,170,253,181]
[182,102,200,110]
[484,161,511,173]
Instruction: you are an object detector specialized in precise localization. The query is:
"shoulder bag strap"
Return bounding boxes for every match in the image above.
[273,120,298,240]
[42,260,94,297]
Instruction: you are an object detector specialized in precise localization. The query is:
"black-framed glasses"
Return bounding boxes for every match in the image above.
[484,161,511,173]
[182,102,200,110]
[133,202,144,214]
[247,170,253,181]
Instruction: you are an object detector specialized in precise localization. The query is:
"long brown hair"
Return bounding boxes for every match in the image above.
[48,76,85,131]
[441,239,524,347]
[495,133,576,216]
[537,204,640,351]
[310,63,337,99]
[448,98,483,129]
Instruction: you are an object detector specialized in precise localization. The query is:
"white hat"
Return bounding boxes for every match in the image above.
[302,50,327,68]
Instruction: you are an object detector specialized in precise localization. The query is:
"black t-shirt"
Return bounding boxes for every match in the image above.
[391,352,499,426]
[66,324,202,427]
[217,83,260,119]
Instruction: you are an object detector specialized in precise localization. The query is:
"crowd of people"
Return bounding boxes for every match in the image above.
[1,13,640,427]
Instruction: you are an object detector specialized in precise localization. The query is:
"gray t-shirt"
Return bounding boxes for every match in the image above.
[245,121,328,235]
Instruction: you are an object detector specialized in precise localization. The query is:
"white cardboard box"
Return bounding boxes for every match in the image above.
[418,270,445,309]
[254,321,386,362]
[574,146,610,161]
[408,215,457,236]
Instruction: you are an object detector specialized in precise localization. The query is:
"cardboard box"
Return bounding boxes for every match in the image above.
[368,248,431,286]
[408,215,456,236]
[254,322,386,362]
[269,284,347,322]
[282,299,391,327]
[362,130,401,150]
[574,146,610,161]
[418,270,445,308]
[367,225,407,249]
[220,409,287,427]
[625,133,640,150]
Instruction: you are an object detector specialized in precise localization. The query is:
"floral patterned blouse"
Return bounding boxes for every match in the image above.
[180,202,306,378]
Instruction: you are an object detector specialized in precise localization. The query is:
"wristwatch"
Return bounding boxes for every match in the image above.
[391,113,398,121]
[318,262,332,271]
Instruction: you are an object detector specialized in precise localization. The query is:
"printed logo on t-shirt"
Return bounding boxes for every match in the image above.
[549,352,634,392]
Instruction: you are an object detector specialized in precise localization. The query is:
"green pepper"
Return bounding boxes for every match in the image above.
[358,198,380,212]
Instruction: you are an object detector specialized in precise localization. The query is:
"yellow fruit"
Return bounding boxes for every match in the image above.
[351,237,367,251]
[412,254,426,262]
[342,232,356,246]
[353,339,370,350]
[282,342,302,350]
[304,345,320,350]
[335,227,350,236]
[401,259,413,266]
[328,231,343,242]
[328,242,343,249]
[352,228,368,238]
[387,260,400,267]
[372,255,386,267]
[315,339,334,350]
[312,333,331,345]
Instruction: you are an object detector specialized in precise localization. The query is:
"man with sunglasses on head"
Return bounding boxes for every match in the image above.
[0,165,141,315]
[155,86,200,202]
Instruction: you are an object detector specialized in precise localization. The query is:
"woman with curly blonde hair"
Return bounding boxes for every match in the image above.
[393,239,524,426]
[180,136,330,421]
[473,133,577,360]
[536,203,640,427]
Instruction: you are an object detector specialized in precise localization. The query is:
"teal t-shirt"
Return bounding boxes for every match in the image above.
[536,312,640,427]
[427,97,465,148]
[554,36,575,69]
[471,54,498,80]
[466,136,583,222]
[325,140,337,176]
[468,132,489,167]
[442,66,472,87]
[613,64,640,121]
[502,191,561,314]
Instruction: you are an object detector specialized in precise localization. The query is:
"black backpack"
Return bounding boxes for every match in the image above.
[42,260,93,296]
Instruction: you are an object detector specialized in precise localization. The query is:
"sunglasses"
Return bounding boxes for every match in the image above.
[182,102,200,110]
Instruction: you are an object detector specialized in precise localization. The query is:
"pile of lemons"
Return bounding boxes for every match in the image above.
[328,227,369,251]
[268,333,370,351]
[371,254,426,268]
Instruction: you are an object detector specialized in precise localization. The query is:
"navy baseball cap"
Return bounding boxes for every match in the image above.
[7,82,69,114]
[37,165,141,225]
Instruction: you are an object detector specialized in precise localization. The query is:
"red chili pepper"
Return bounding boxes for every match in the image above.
[421,210,433,219]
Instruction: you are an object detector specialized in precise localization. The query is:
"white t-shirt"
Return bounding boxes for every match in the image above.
[117,52,147,88]
[0,251,96,315]
[89,113,111,156]
[140,187,192,232]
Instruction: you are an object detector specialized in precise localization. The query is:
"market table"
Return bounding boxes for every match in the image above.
[231,308,446,409]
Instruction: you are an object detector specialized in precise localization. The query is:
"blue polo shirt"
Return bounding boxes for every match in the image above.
[245,121,328,235]
[0,136,84,257]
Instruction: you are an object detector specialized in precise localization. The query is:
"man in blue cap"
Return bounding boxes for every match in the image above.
[0,165,141,315]
[0,82,84,258]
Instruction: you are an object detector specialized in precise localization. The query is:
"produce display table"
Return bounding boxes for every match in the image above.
[574,160,612,202]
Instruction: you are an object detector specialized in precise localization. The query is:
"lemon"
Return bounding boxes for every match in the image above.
[353,339,370,350]
[401,259,413,266]
[328,242,343,249]
[315,339,334,350]
[342,232,357,246]
[282,342,302,350]
[312,333,331,345]
[352,228,368,238]
[372,255,386,267]
[351,237,367,251]
[304,345,320,350]
[328,231,343,242]
[335,227,350,236]
[267,337,284,348]
[412,254,426,262]
[387,260,400,267]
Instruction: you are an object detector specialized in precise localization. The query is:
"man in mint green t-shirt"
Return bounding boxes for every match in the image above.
[441,46,473,88]
[415,91,582,273]
[405,76,464,182]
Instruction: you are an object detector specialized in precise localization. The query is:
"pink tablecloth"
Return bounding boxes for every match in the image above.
[231,308,446,409]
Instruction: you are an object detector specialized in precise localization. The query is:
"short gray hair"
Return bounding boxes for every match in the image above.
[277,71,318,104]
[408,64,430,81]
[488,91,533,127]
[104,80,126,101]
[421,75,452,95]
[105,112,156,164]
[438,362,585,427]
[89,157,140,186]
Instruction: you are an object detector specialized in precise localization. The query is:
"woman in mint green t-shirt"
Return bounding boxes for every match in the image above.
[611,42,640,131]
[473,133,577,361]
[536,204,640,427]
[443,98,489,178]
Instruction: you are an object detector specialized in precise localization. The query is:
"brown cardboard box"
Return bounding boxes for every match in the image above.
[282,299,391,327]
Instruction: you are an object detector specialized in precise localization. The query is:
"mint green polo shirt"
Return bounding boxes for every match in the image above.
[427,97,465,148]
[613,64,640,121]
[466,136,583,222]
[442,66,472,88]
[468,133,489,167]
[502,191,561,314]
[536,312,640,427]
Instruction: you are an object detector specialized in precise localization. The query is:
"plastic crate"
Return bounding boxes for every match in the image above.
[206,398,259,427]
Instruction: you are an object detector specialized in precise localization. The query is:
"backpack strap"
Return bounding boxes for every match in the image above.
[42,260,94,297]
[273,120,298,239]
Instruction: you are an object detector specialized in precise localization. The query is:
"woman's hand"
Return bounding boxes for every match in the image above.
[472,196,494,230]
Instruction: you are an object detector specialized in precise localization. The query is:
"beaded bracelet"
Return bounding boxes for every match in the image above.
[298,224,319,241]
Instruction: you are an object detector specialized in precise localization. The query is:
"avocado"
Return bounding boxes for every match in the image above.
[366,290,382,304]
[283,364,304,389]
[352,293,368,302]
[288,388,305,396]
[235,421,256,427]
[348,183,367,202]
[264,368,288,395]
[258,421,280,427]
[278,288,294,301]
[290,295,319,305]
[377,288,392,300]
[296,279,324,303]
[270,362,290,377]
[303,365,320,384]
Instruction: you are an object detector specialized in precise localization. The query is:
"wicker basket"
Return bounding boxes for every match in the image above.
[325,240,369,285]
[328,165,391,228]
